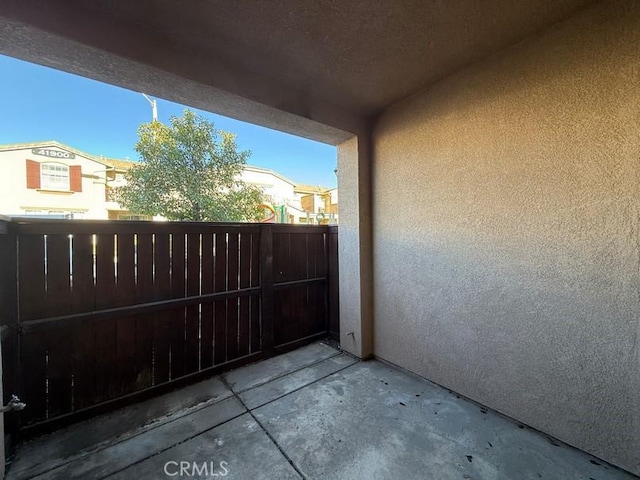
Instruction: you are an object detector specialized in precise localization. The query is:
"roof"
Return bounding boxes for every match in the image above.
[0,140,115,167]
[102,158,137,170]
[294,184,332,195]
[243,164,298,186]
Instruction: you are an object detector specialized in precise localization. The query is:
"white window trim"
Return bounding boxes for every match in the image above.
[40,162,70,191]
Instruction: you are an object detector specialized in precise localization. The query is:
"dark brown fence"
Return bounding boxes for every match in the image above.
[0,218,339,434]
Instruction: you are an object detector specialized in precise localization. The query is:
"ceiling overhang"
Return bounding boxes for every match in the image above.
[0,0,595,144]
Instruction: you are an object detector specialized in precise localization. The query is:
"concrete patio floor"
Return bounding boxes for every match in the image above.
[6,341,635,480]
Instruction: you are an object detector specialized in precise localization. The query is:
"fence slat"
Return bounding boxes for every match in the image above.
[18,235,46,321]
[272,233,290,284]
[260,226,275,356]
[95,234,116,310]
[290,233,307,282]
[20,331,47,424]
[71,234,95,313]
[115,233,135,307]
[46,328,73,418]
[238,233,252,357]
[250,295,261,353]
[200,234,214,369]
[134,234,155,389]
[45,234,72,318]
[154,233,171,299]
[136,233,154,303]
[153,314,171,385]
[135,314,154,390]
[93,319,118,404]
[214,233,227,364]
[185,234,201,374]
[115,316,137,396]
[69,234,96,410]
[307,232,324,279]
[71,322,95,411]
[251,232,260,288]
[169,233,186,379]
[226,233,240,361]
[153,233,171,384]
[250,232,261,353]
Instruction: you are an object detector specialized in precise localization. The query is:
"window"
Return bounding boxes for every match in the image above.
[23,209,84,219]
[40,163,70,191]
[118,214,149,221]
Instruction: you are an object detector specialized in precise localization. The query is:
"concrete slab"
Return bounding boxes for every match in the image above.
[253,361,636,480]
[109,414,301,480]
[223,341,341,393]
[25,396,246,480]
[8,342,634,480]
[8,376,232,479]
[239,353,358,410]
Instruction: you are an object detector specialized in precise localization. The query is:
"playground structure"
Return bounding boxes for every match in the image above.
[259,202,337,225]
[259,203,287,223]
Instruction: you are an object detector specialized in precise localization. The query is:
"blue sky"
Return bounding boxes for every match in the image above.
[0,55,337,187]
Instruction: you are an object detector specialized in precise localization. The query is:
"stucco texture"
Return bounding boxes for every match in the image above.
[372,0,640,474]
[337,136,374,358]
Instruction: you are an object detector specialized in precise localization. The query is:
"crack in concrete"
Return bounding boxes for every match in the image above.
[221,356,361,480]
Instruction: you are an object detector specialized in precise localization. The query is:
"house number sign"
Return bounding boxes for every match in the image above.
[31,148,76,160]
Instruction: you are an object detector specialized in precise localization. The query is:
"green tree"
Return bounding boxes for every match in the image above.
[117,109,263,222]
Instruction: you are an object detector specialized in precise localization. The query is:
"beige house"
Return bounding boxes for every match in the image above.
[0,141,153,220]
[1,1,638,476]
[102,157,150,220]
[0,141,110,219]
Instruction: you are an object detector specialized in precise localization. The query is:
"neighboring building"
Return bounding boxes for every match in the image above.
[0,141,110,219]
[324,188,338,215]
[242,167,338,224]
[102,157,151,220]
[0,140,338,223]
[293,184,338,224]
[241,164,303,223]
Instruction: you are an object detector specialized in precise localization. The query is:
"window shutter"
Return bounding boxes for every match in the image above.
[70,165,82,192]
[26,159,41,189]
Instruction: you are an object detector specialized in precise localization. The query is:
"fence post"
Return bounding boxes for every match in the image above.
[260,225,275,357]
[0,217,19,477]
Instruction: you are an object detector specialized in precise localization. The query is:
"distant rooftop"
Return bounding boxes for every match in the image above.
[102,158,136,170]
[294,184,333,194]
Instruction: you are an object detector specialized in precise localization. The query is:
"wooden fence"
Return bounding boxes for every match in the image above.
[0,218,339,434]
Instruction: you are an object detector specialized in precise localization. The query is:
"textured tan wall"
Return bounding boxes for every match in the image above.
[372,0,640,474]
[337,136,374,358]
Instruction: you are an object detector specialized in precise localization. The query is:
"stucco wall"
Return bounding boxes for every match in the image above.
[338,135,373,358]
[372,1,639,474]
